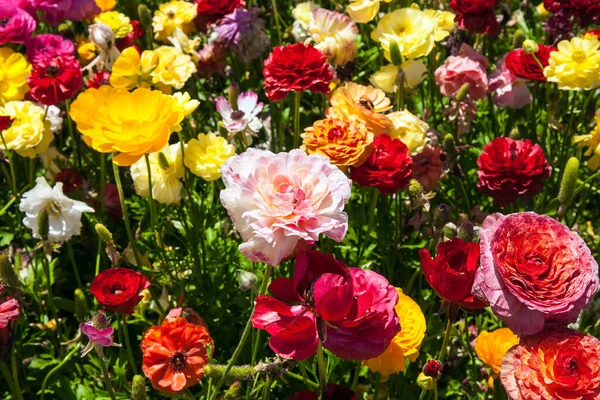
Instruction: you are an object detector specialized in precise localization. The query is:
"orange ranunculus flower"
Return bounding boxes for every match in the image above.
[301,116,374,170]
[142,317,213,394]
[69,86,184,166]
[327,82,392,136]
[474,327,519,378]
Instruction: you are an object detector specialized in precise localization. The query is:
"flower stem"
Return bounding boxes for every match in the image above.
[316,343,328,400]
[373,373,381,400]
[99,356,117,400]
[64,99,82,169]
[270,0,282,44]
[144,154,161,248]
[120,314,139,375]
[293,91,302,149]
[285,371,319,390]
[350,362,361,391]
[395,68,405,111]
[66,242,83,289]
[437,318,453,364]
[0,361,21,400]
[357,189,380,265]
[40,345,79,400]
[10,349,23,400]
[40,252,58,324]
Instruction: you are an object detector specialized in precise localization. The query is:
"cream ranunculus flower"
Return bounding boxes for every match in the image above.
[184,133,236,182]
[171,92,200,119]
[371,8,437,61]
[346,0,392,24]
[388,110,429,155]
[130,142,185,205]
[0,101,53,158]
[151,46,197,91]
[369,60,428,93]
[291,1,318,41]
[308,8,358,66]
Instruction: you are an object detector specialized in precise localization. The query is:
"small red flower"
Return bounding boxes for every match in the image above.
[450,0,501,36]
[423,360,443,378]
[290,384,357,400]
[350,134,412,194]
[0,116,14,132]
[54,168,84,194]
[194,0,244,30]
[116,20,144,51]
[27,55,84,105]
[90,268,150,314]
[505,45,556,82]
[87,71,111,89]
[263,43,333,101]
[477,137,551,207]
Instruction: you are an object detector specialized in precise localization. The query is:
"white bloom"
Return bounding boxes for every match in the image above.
[44,105,63,133]
[216,91,263,136]
[20,177,94,242]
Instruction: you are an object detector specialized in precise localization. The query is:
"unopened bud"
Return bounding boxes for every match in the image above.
[137,4,152,30]
[407,179,423,197]
[131,375,147,400]
[224,381,242,400]
[442,224,457,239]
[558,157,579,208]
[37,209,49,241]
[457,221,476,242]
[89,23,115,50]
[237,270,257,292]
[512,29,526,49]
[58,23,71,36]
[509,127,520,139]
[0,255,18,290]
[228,83,240,111]
[443,134,456,159]
[74,289,88,323]
[522,39,539,55]
[95,224,113,244]
[433,204,450,229]
[423,360,442,379]
[204,364,255,382]
[417,372,436,391]
[157,152,170,171]
[455,83,470,102]
[389,41,403,66]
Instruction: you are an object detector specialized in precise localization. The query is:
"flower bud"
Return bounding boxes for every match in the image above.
[89,23,115,50]
[407,179,423,197]
[558,157,579,208]
[137,4,152,30]
[457,221,477,242]
[157,152,170,171]
[442,224,457,239]
[37,209,49,241]
[423,360,442,379]
[95,223,113,244]
[433,204,450,229]
[204,364,255,382]
[131,375,147,400]
[455,83,470,102]
[58,23,71,36]
[512,29,526,49]
[522,39,539,55]
[509,127,520,139]
[237,270,257,292]
[224,381,242,400]
[443,134,456,159]
[417,372,436,391]
[228,83,240,111]
[389,41,403,66]
[0,255,18,290]
[74,288,88,323]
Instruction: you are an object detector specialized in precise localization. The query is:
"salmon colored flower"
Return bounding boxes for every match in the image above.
[474,327,519,378]
[142,317,213,394]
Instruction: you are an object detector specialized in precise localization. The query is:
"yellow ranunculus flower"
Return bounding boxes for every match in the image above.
[69,86,185,166]
[387,110,428,155]
[573,115,600,170]
[474,328,519,377]
[544,37,600,91]
[76,39,99,67]
[292,1,318,25]
[425,9,456,41]
[129,142,185,205]
[151,46,197,90]
[371,8,437,61]
[152,0,197,42]
[95,11,132,39]
[0,101,53,158]
[369,60,427,94]
[0,48,31,106]
[363,289,426,376]
[184,133,236,181]
[171,92,200,119]
[95,0,115,12]
[110,47,158,90]
[537,2,548,17]
[346,0,392,24]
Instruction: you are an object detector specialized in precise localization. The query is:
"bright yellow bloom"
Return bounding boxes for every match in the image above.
[369,61,427,94]
[309,9,358,66]
[346,0,392,24]
[129,142,185,205]
[537,2,548,17]
[371,8,437,61]
[544,37,600,90]
[0,101,53,158]
[171,92,200,119]
[363,289,426,376]
[425,9,456,41]
[152,0,197,42]
[388,110,429,155]
[151,46,197,90]
[573,115,600,170]
[474,328,519,377]
[0,48,31,106]
[76,39,99,67]
[95,0,115,12]
[69,86,185,166]
[184,133,236,181]
[95,11,132,39]
[110,47,158,90]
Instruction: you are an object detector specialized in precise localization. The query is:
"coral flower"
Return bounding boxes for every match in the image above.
[69,86,185,166]
[90,268,151,314]
[263,43,333,101]
[0,48,31,106]
[142,317,213,394]
[474,327,519,379]
[184,133,236,182]
[505,45,556,82]
[473,212,599,336]
[544,37,600,90]
[25,34,75,64]
[220,149,351,266]
[308,8,358,66]
[502,328,600,400]
[573,115,600,170]
[450,0,501,36]
[363,289,426,376]
[0,7,36,46]
[27,56,84,106]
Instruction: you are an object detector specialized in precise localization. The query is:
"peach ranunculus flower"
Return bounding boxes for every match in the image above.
[301,116,374,170]
[474,327,519,382]
[363,289,426,376]
[69,86,184,166]
[308,8,358,66]
[220,149,352,266]
[501,328,600,400]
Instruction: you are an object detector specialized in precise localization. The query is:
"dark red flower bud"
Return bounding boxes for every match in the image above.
[424,359,442,378]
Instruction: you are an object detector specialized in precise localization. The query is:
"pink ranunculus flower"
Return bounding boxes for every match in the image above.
[33,0,100,25]
[220,149,351,266]
[0,7,36,46]
[0,296,20,329]
[472,212,599,336]
[488,55,532,109]
[412,145,444,192]
[435,44,489,101]
[25,33,75,64]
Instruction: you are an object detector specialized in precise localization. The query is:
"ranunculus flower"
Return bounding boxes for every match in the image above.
[477,137,551,206]
[34,0,101,25]
[488,55,533,109]
[419,238,486,310]
[263,43,333,101]
[412,145,444,192]
[216,91,263,136]
[502,328,600,400]
[290,384,357,400]
[544,0,600,30]
[79,312,118,358]
[252,251,399,360]
[194,0,244,30]
[54,168,84,194]
[387,110,429,155]
[0,101,52,158]
[0,48,31,106]
[116,20,144,51]
[0,296,19,329]
[308,8,358,66]
[25,34,75,64]
[450,0,501,36]
[435,44,489,100]
[474,327,519,380]
[220,149,351,266]
[87,71,111,89]
[184,133,236,182]
[473,212,599,336]
[27,56,84,106]
[90,268,151,314]
[214,7,270,64]
[505,45,555,82]
[350,134,413,194]
[0,7,36,46]
[196,42,227,78]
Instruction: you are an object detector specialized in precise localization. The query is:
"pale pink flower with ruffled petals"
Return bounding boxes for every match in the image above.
[488,55,532,109]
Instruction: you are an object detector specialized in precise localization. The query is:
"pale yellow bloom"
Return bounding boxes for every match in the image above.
[309,8,358,66]
[0,101,53,158]
[171,92,200,119]
[573,115,600,170]
[95,11,132,39]
[151,46,197,90]
[544,37,600,90]
[110,47,158,90]
[425,9,456,41]
[346,0,392,24]
[168,28,201,57]
[0,48,31,105]
[369,60,427,93]
[184,133,236,181]
[152,0,197,42]
[292,1,318,25]
[388,110,428,155]
[474,328,519,377]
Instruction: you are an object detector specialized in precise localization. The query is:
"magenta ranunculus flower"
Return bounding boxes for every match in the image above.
[25,34,75,64]
[33,0,100,25]
[220,149,351,266]
[0,7,36,46]
[472,212,599,336]
[252,251,399,361]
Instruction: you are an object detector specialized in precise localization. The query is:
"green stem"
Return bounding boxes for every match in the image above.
[285,371,319,390]
[373,373,381,400]
[66,242,83,289]
[357,189,380,265]
[10,352,23,400]
[120,315,139,375]
[40,345,79,400]
[293,91,302,149]
[64,99,82,169]
[350,362,361,391]
[261,380,270,400]
[40,252,58,324]
[395,68,405,111]
[0,361,20,400]
[437,318,453,364]
[270,0,282,44]
[316,343,327,400]
[99,356,117,400]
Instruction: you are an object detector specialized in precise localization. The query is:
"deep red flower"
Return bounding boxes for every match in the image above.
[419,238,486,310]
[350,134,412,194]
[116,20,144,51]
[505,45,556,81]
[477,137,551,207]
[586,29,600,37]
[449,0,501,36]
[88,183,123,221]
[194,0,244,31]
[27,55,84,105]
[0,116,13,132]
[90,268,150,314]
[290,384,357,400]
[54,168,84,194]
[263,43,333,101]
[87,71,111,89]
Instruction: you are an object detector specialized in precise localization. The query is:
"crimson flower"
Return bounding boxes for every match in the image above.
[194,0,244,30]
[87,71,111,89]
[544,0,600,28]
[54,168,84,194]
[27,55,84,106]
[90,268,150,314]
[449,0,501,36]
[263,43,333,101]
[505,45,556,82]
[0,116,14,132]
[116,20,144,51]
[252,251,399,361]
[350,134,412,194]
[0,296,19,329]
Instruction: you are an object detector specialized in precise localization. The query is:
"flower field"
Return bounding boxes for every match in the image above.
[1,0,600,399]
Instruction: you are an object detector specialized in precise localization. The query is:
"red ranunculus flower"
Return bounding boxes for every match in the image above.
[477,137,551,207]
[252,250,399,361]
[505,45,556,82]
[544,0,600,24]
[54,168,84,194]
[0,116,14,132]
[194,0,244,31]
[90,268,150,314]
[350,134,412,194]
[116,20,144,51]
[290,384,357,400]
[27,55,84,105]
[87,71,111,89]
[586,29,600,37]
[263,43,333,101]
[419,238,486,310]
[450,0,501,36]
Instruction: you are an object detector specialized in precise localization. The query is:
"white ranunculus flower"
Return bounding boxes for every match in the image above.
[20,177,95,242]
[44,105,63,133]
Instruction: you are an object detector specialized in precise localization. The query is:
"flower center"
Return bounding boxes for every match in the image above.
[167,11,175,19]
[358,97,375,111]
[572,49,587,63]
[45,201,63,216]
[327,127,343,141]
[0,18,9,27]
[230,110,246,120]
[110,284,124,296]
[92,312,111,329]
[169,351,188,372]
[45,66,61,77]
